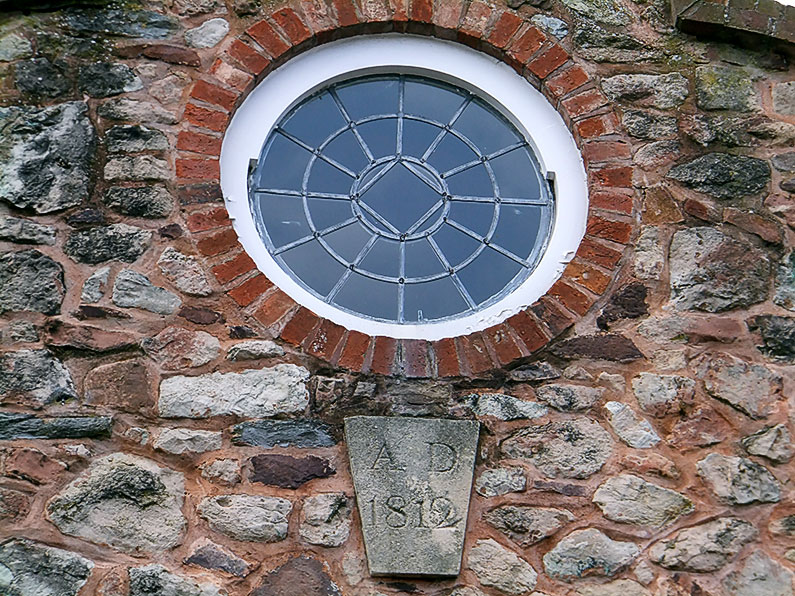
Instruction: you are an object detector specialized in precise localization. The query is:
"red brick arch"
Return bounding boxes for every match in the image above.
[175,0,637,378]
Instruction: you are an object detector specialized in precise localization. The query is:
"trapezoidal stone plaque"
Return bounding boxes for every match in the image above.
[344,416,479,577]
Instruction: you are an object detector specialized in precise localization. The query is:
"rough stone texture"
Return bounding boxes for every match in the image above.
[142,326,220,370]
[299,493,352,547]
[0,538,93,596]
[78,63,143,97]
[530,14,569,38]
[775,252,795,311]
[649,518,758,572]
[502,418,614,479]
[64,8,178,38]
[98,98,178,124]
[185,539,250,577]
[81,266,110,303]
[0,102,95,213]
[185,18,230,48]
[232,420,336,447]
[65,224,151,264]
[536,384,604,411]
[0,348,76,406]
[112,269,181,314]
[250,453,335,488]
[475,466,526,497]
[0,250,64,315]
[47,453,186,554]
[227,340,285,360]
[128,564,223,596]
[669,227,770,312]
[104,155,170,182]
[484,506,574,546]
[159,364,309,417]
[604,402,661,448]
[197,494,292,542]
[592,474,693,528]
[695,65,758,111]
[103,186,174,218]
[1,320,39,344]
[773,81,795,115]
[668,153,770,199]
[83,358,154,413]
[0,216,56,245]
[597,282,648,329]
[508,362,561,381]
[157,248,212,296]
[748,315,795,361]
[550,334,644,362]
[742,424,794,463]
[467,539,538,594]
[622,110,678,139]
[634,225,664,280]
[153,428,222,455]
[697,453,781,504]
[722,552,793,596]
[0,33,32,61]
[106,125,168,153]
[601,73,689,109]
[632,373,695,417]
[0,412,112,439]
[461,392,548,419]
[251,556,341,596]
[543,529,640,579]
[699,353,782,419]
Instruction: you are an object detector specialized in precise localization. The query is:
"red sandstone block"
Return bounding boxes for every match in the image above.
[582,140,632,164]
[487,11,522,48]
[546,64,589,97]
[506,310,548,353]
[459,1,492,39]
[564,261,610,294]
[562,88,608,118]
[591,166,633,188]
[184,103,228,132]
[178,130,222,157]
[586,215,632,244]
[549,280,593,316]
[529,296,576,337]
[248,20,291,57]
[410,0,433,22]
[338,330,371,371]
[433,0,464,30]
[507,26,546,65]
[212,252,256,284]
[190,80,237,111]
[684,197,721,223]
[186,207,230,232]
[433,337,461,377]
[254,289,296,326]
[371,336,397,375]
[401,339,431,377]
[576,236,623,268]
[176,158,220,181]
[197,228,238,256]
[576,112,619,138]
[458,333,494,375]
[527,44,569,79]
[280,307,321,346]
[591,190,633,215]
[308,319,346,360]
[228,274,273,306]
[271,7,312,44]
[228,39,271,74]
[211,59,254,92]
[483,323,523,366]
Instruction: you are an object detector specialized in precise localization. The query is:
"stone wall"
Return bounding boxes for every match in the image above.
[0,0,794,594]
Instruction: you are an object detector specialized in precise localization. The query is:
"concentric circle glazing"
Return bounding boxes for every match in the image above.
[249,74,554,324]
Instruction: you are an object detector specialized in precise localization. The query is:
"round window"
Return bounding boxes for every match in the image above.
[221,35,588,340]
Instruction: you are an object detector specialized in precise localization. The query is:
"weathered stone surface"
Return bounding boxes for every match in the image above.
[346,416,479,576]
[185,17,229,48]
[1,320,39,344]
[0,349,76,406]
[232,420,336,448]
[774,81,795,116]
[668,154,770,199]
[198,494,291,542]
[143,327,220,370]
[0,33,32,62]
[78,63,142,98]
[699,353,782,419]
[530,14,568,38]
[103,186,174,218]
[14,57,70,98]
[227,340,285,360]
[184,539,251,577]
[484,506,574,547]
[112,269,181,314]
[460,392,548,420]
[64,8,179,38]
[544,529,640,579]
[536,384,604,412]
[602,73,688,109]
[98,98,178,124]
[475,467,526,497]
[300,493,352,547]
[502,418,613,479]
[560,0,630,24]
[669,227,769,312]
[593,475,693,528]
[508,362,561,382]
[632,373,695,417]
[0,250,64,316]
[180,306,224,325]
[695,65,758,111]
[697,453,780,504]
[634,225,664,281]
[572,25,661,63]
[722,552,793,596]
[604,402,660,448]
[0,538,93,596]
[575,580,651,596]
[0,102,95,213]
[742,424,794,463]
[83,358,154,413]
[66,224,151,264]
[153,428,222,455]
[622,110,678,140]
[250,454,335,489]
[104,155,170,182]
[251,556,341,596]
[157,247,212,296]
[775,252,795,311]
[159,364,309,418]
[551,334,644,362]
[0,216,56,245]
[128,565,223,596]
[106,125,168,153]
[4,446,66,484]
[597,282,648,329]
[773,153,795,172]
[635,140,680,168]
[668,407,730,450]
[468,539,537,594]
[81,266,110,303]
[0,487,29,520]
[770,516,795,537]
[649,518,757,572]
[42,318,139,352]
[0,412,111,439]
[748,315,795,361]
[47,454,186,554]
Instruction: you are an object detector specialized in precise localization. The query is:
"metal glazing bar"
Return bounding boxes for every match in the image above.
[357,159,398,195]
[357,201,402,235]
[329,88,374,162]
[273,216,358,255]
[426,236,477,309]
[405,199,445,235]
[420,95,473,161]
[445,219,529,267]
[276,128,357,178]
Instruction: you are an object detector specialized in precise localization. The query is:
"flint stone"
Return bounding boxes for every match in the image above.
[112,269,181,314]
[699,353,782,419]
[78,63,142,98]
[185,18,230,48]
[227,340,285,360]
[604,402,660,448]
[251,556,341,596]
[697,453,780,504]
[722,551,794,596]
[201,459,241,486]
[106,125,168,153]
[601,73,688,109]
[467,539,537,594]
[98,98,178,124]
[748,315,795,361]
[536,384,604,412]
[0,102,95,213]
[232,420,336,448]
[622,110,678,140]
[63,9,179,39]
[185,539,250,577]
[159,364,309,418]
[0,349,76,406]
[501,418,613,479]
[460,392,548,420]
[198,494,291,542]
[0,250,64,316]
[0,538,93,596]
[0,412,111,439]
[543,528,640,579]
[47,453,186,554]
[66,224,151,264]
[551,334,644,362]
[742,424,794,463]
[593,474,693,528]
[104,155,170,182]
[0,216,56,245]
[669,227,769,312]
[475,467,526,497]
[154,428,222,455]
[81,266,110,303]
[300,493,352,547]
[575,580,651,596]
[695,66,758,111]
[250,453,335,488]
[128,565,223,596]
[668,154,770,199]
[143,327,220,370]
[632,373,695,417]
[484,506,574,547]
[14,58,70,98]
[649,517,757,572]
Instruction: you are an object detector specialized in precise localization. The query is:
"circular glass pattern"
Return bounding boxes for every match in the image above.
[249,74,554,324]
